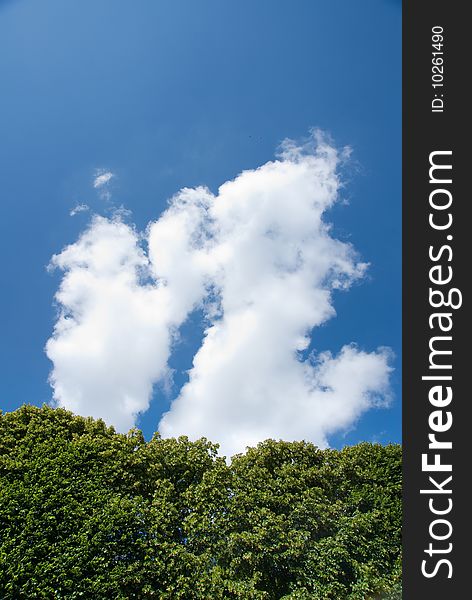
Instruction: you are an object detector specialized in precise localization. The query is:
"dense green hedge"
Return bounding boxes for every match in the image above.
[0,405,401,599]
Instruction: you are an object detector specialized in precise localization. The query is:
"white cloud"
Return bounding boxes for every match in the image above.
[93,169,114,202]
[46,217,176,431]
[47,132,392,456]
[93,170,114,189]
[69,203,90,217]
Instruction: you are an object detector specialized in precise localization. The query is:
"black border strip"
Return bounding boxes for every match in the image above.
[403,2,468,596]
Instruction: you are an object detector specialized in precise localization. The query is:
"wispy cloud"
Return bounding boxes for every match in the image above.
[93,170,114,189]
[69,203,89,217]
[46,132,392,457]
[93,169,114,201]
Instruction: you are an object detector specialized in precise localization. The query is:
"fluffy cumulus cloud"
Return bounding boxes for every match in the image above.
[46,218,170,431]
[47,132,392,456]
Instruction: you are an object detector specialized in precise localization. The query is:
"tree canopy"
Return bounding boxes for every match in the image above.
[0,405,401,599]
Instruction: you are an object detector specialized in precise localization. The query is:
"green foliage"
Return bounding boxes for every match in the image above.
[0,405,401,599]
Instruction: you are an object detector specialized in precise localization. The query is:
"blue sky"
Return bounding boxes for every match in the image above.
[0,0,401,453]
